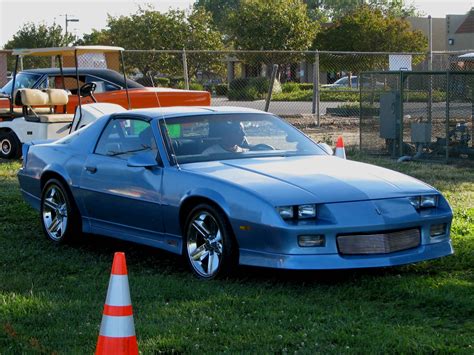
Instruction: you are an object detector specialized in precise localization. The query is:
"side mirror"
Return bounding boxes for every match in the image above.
[318,142,334,156]
[127,151,159,168]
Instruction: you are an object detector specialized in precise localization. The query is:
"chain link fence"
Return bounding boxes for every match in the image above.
[1,49,472,153]
[118,50,472,148]
[360,71,474,162]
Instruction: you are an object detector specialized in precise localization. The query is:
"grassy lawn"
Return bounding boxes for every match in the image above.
[0,157,473,353]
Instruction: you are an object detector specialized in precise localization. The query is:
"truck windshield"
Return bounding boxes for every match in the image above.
[0,72,42,94]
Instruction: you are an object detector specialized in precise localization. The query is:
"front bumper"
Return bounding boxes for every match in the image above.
[233,197,454,270]
[239,239,453,269]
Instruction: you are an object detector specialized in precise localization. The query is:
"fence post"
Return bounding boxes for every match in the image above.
[182,48,189,90]
[264,64,279,112]
[445,71,450,163]
[427,15,433,124]
[312,51,320,126]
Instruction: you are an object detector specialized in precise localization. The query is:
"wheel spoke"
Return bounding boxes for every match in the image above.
[190,244,208,261]
[48,217,61,234]
[207,252,219,274]
[192,220,210,239]
[44,199,59,211]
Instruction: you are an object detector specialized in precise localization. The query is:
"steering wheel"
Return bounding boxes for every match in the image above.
[250,143,276,151]
[79,82,97,102]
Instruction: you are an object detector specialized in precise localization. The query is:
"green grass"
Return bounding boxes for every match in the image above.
[273,89,447,102]
[1,158,473,353]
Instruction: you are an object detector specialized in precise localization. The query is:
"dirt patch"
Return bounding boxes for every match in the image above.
[282,114,360,147]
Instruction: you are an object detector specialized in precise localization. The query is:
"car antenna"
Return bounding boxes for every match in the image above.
[148,73,181,170]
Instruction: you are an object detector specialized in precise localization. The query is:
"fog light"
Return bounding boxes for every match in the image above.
[298,235,325,247]
[430,223,446,237]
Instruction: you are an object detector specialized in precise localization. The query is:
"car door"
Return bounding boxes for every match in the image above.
[79,115,164,237]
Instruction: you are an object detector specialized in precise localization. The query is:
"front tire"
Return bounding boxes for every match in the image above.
[0,131,21,159]
[184,204,237,279]
[40,179,81,244]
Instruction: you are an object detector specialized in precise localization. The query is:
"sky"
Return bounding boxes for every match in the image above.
[1,0,473,47]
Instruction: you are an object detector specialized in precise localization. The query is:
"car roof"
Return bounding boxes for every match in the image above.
[115,106,271,119]
[21,68,143,88]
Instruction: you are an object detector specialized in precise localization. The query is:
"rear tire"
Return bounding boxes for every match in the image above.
[40,179,81,244]
[184,203,238,280]
[0,131,21,159]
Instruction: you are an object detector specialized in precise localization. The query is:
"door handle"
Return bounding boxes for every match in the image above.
[85,166,97,173]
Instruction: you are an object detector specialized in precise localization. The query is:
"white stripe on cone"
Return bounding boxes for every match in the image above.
[99,315,136,338]
[105,275,132,306]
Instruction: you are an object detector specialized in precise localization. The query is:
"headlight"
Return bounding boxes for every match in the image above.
[277,204,317,220]
[298,204,317,219]
[276,206,294,220]
[409,195,438,210]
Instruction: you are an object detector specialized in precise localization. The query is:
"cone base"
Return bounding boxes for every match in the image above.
[96,335,138,355]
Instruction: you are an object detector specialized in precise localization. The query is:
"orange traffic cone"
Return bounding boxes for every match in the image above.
[334,136,346,159]
[96,252,138,355]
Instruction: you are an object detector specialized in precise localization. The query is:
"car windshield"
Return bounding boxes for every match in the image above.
[160,113,326,164]
[0,72,42,94]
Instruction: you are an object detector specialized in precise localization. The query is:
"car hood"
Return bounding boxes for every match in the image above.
[183,155,436,205]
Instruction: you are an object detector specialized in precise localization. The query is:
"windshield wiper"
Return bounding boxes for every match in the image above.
[108,145,151,156]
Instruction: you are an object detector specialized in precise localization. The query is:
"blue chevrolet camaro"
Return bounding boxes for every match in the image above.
[18,106,453,279]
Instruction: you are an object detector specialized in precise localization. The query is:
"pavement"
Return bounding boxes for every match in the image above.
[212,97,473,119]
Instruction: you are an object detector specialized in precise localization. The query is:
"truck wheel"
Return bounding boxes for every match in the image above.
[0,131,21,159]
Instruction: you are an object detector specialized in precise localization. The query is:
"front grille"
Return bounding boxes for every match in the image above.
[337,228,420,255]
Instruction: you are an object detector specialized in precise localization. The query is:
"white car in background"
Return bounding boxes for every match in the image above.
[322,76,385,90]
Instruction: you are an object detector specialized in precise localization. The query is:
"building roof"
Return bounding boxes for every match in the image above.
[455,8,474,34]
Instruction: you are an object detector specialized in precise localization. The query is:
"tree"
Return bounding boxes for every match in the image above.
[315,5,427,72]
[194,0,241,33]
[228,0,318,51]
[80,7,225,79]
[304,0,418,20]
[227,0,319,77]
[4,22,75,69]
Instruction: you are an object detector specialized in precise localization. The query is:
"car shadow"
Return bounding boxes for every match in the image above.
[69,233,405,286]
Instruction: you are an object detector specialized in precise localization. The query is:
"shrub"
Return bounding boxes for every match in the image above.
[155,77,170,87]
[228,77,281,101]
[215,84,228,96]
[228,86,260,101]
[175,81,205,91]
[189,83,204,91]
[282,82,302,93]
[298,83,313,91]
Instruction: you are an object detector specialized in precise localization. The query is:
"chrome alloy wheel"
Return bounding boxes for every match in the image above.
[187,211,223,278]
[42,185,68,241]
[1,139,11,155]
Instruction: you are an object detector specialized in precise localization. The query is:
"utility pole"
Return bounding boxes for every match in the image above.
[63,14,79,39]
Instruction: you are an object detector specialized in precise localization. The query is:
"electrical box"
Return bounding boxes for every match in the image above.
[411,122,432,143]
[379,92,400,139]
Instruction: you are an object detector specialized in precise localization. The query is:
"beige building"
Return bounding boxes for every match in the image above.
[446,8,474,51]
[408,8,474,52]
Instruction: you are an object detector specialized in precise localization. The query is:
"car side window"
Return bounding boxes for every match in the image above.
[95,118,158,159]
[86,76,120,93]
[48,75,86,93]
